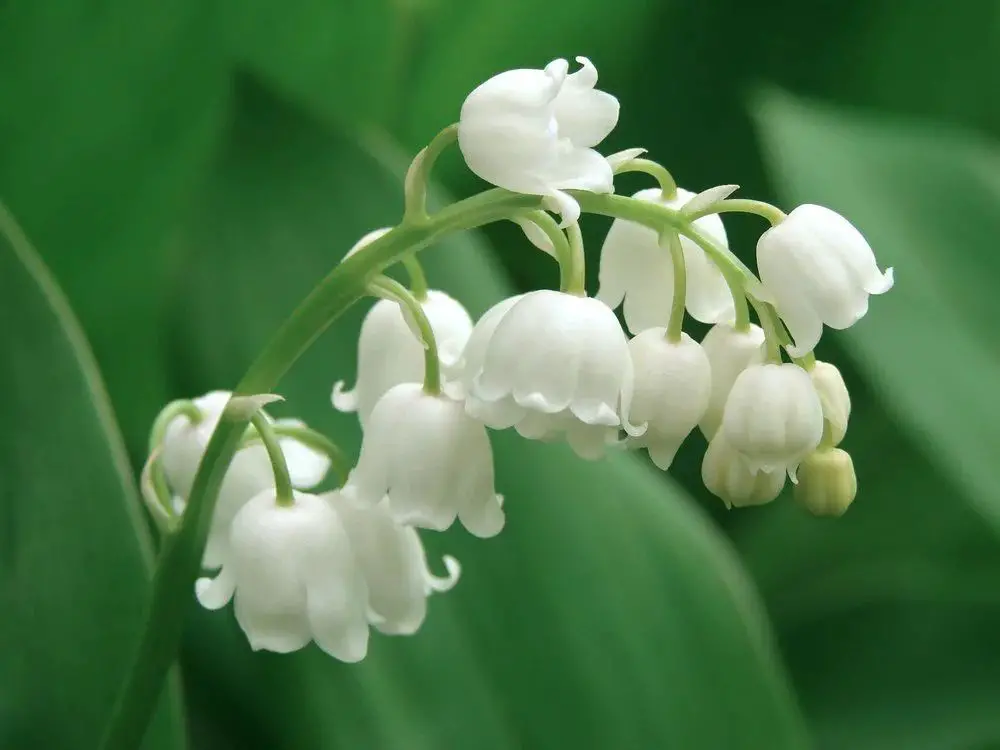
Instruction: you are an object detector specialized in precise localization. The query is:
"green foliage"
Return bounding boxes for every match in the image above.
[0,208,186,749]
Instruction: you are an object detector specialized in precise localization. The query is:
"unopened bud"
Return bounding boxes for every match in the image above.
[810,361,850,446]
[794,448,857,517]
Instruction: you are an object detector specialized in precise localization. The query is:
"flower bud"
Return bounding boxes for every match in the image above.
[627,330,711,469]
[810,360,851,446]
[698,323,766,440]
[720,363,823,475]
[793,448,857,517]
[702,433,785,508]
[757,204,894,357]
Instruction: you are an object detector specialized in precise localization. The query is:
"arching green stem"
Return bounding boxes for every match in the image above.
[664,231,687,342]
[401,254,429,299]
[403,123,459,222]
[516,210,574,292]
[675,224,752,332]
[749,298,784,364]
[148,399,202,452]
[564,222,587,296]
[612,158,678,199]
[369,275,442,395]
[249,412,294,506]
[261,424,352,485]
[685,199,786,225]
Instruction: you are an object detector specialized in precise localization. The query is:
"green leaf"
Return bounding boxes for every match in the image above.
[0,206,186,749]
[169,82,810,749]
[748,91,1000,748]
[0,0,230,453]
[753,90,1000,533]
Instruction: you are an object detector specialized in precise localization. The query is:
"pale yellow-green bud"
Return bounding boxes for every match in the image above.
[794,448,857,517]
[809,361,850,446]
[702,433,786,509]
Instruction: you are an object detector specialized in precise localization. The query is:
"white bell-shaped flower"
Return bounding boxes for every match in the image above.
[699,323,766,440]
[345,383,504,538]
[597,187,735,334]
[161,391,331,568]
[627,330,711,469]
[328,486,460,635]
[195,488,370,662]
[458,57,618,225]
[702,432,786,508]
[332,290,473,428]
[810,360,851,446]
[757,204,894,356]
[720,363,824,475]
[463,289,640,460]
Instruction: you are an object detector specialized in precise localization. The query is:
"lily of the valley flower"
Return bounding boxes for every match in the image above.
[458,57,618,225]
[698,323,766,440]
[345,383,504,538]
[462,290,641,460]
[195,488,370,662]
[720,363,824,476]
[794,447,857,517]
[809,360,851,446]
[333,290,473,428]
[161,391,331,568]
[757,204,894,356]
[328,486,460,635]
[626,330,711,469]
[597,187,735,334]
[702,432,786,508]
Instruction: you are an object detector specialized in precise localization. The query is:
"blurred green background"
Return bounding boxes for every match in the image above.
[2,0,1000,748]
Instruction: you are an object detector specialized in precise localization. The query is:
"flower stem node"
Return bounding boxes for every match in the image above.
[626,330,711,470]
[461,290,641,461]
[458,56,618,226]
[160,391,331,567]
[597,187,735,334]
[809,360,851,447]
[720,363,823,477]
[702,433,786,508]
[793,448,858,517]
[332,290,473,427]
[345,383,504,538]
[756,204,894,357]
[195,488,370,662]
[698,323,766,440]
[328,486,460,636]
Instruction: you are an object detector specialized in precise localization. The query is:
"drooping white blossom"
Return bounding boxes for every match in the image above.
[458,57,618,225]
[345,383,504,538]
[332,290,473,428]
[757,204,894,356]
[809,360,851,446]
[702,432,786,508]
[698,323,766,440]
[720,363,824,476]
[793,448,857,517]
[195,488,370,662]
[597,187,735,334]
[626,329,711,469]
[462,290,640,460]
[328,486,460,635]
[161,391,331,568]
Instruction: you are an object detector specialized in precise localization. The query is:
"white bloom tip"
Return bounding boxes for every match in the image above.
[429,555,462,593]
[331,381,358,413]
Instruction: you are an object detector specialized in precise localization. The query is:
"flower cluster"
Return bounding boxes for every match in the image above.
[146,56,891,663]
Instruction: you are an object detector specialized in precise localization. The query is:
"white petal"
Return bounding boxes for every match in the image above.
[553,57,619,148]
[546,146,615,193]
[195,570,235,610]
[274,418,332,489]
[331,381,358,413]
[544,190,581,227]
[427,555,462,593]
[514,216,557,258]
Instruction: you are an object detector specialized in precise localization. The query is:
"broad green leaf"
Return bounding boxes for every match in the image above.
[0,0,230,453]
[753,90,1000,532]
[169,82,810,749]
[747,91,1000,748]
[0,206,186,748]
